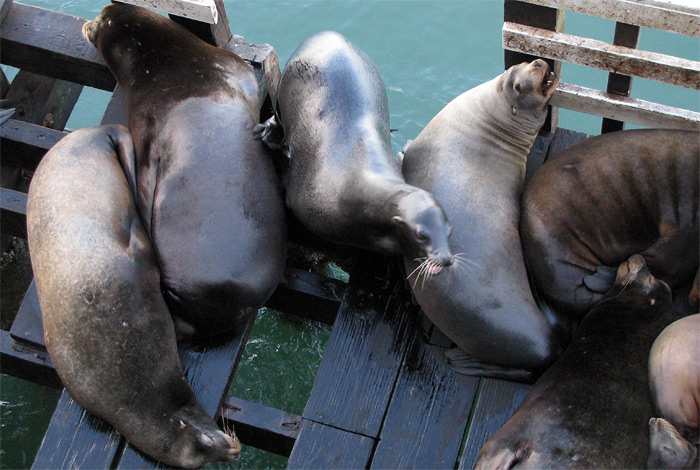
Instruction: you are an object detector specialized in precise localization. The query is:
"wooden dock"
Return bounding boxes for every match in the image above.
[1,0,697,468]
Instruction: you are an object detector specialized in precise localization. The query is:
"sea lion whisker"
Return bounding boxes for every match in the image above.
[407,259,429,281]
[413,260,431,290]
[412,260,429,289]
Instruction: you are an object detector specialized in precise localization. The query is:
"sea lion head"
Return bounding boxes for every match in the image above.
[394,190,453,275]
[499,59,559,119]
[610,254,671,300]
[647,417,698,470]
[156,409,241,468]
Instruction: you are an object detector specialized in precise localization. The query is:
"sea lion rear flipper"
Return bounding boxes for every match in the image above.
[253,114,286,151]
[445,348,536,383]
[647,417,698,469]
[583,265,617,293]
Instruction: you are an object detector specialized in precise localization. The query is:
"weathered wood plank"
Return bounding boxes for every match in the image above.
[116,0,218,24]
[115,317,256,468]
[222,396,300,457]
[601,22,641,133]
[4,70,82,131]
[9,279,45,349]
[302,256,420,437]
[100,86,128,126]
[545,127,590,160]
[516,0,700,37]
[287,420,374,470]
[503,22,700,89]
[0,118,68,171]
[550,82,700,131]
[525,131,554,184]
[458,379,531,470]
[32,390,123,470]
[1,186,27,239]
[0,0,12,25]
[371,336,479,469]
[0,329,61,389]
[0,68,9,98]
[168,0,230,47]
[1,2,115,91]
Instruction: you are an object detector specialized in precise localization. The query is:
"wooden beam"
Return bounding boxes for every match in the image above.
[287,420,375,469]
[115,0,218,24]
[514,0,700,37]
[0,0,12,25]
[168,0,231,47]
[503,22,700,89]
[0,118,68,171]
[222,396,300,457]
[0,67,10,98]
[1,187,27,239]
[550,82,700,130]
[1,2,115,91]
[0,329,62,389]
[602,22,641,133]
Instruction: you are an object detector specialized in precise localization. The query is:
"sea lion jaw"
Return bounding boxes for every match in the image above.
[163,418,242,468]
[502,60,559,114]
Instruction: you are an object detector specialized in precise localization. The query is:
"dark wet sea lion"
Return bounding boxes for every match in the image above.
[83,3,286,338]
[255,31,453,271]
[401,60,562,381]
[27,125,240,468]
[648,314,699,446]
[474,255,675,469]
[521,129,699,318]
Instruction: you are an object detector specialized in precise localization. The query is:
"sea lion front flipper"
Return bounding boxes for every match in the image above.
[647,417,698,469]
[445,348,536,383]
[583,265,618,293]
[253,114,286,151]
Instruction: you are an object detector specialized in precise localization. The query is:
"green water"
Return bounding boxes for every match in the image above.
[1,1,698,469]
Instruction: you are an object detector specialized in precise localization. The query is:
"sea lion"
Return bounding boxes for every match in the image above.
[521,129,699,318]
[83,3,286,338]
[27,125,240,468]
[648,314,699,446]
[254,31,453,270]
[647,418,698,469]
[401,59,562,381]
[474,255,675,469]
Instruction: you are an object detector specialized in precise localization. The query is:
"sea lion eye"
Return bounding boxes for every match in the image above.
[416,230,429,242]
[514,83,522,93]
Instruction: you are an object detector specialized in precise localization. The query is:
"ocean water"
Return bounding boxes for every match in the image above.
[1,1,698,469]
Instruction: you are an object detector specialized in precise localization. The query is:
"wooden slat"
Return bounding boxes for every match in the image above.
[32,390,123,470]
[168,0,230,47]
[301,256,419,438]
[1,2,115,91]
[371,336,479,469]
[517,0,700,37]
[503,22,700,89]
[222,396,300,457]
[458,379,531,470]
[287,420,374,470]
[601,22,641,133]
[116,0,218,24]
[99,86,127,126]
[1,187,27,239]
[550,82,700,130]
[545,127,590,160]
[0,118,68,170]
[0,329,61,389]
[9,279,45,348]
[0,0,12,26]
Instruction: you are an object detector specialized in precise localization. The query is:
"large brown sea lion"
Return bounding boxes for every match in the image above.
[475,255,675,469]
[521,129,699,318]
[27,125,240,468]
[83,3,286,338]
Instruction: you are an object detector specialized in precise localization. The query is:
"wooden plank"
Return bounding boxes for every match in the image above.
[302,256,420,438]
[1,187,27,238]
[503,22,700,89]
[4,70,82,131]
[0,68,9,98]
[32,390,123,470]
[287,420,374,470]
[222,396,300,457]
[0,329,61,389]
[504,0,564,132]
[100,86,128,126]
[550,82,700,130]
[525,131,554,184]
[0,0,12,25]
[1,2,115,91]
[265,268,345,325]
[545,127,590,160]
[116,0,218,24]
[10,279,45,348]
[371,336,479,469]
[116,316,256,468]
[1,118,68,171]
[169,0,230,47]
[601,22,641,133]
[458,379,531,470]
[516,0,700,37]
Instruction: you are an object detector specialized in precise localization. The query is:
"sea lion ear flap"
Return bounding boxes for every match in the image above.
[393,216,406,226]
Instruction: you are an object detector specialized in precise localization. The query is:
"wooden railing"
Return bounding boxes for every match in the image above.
[504,0,700,133]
